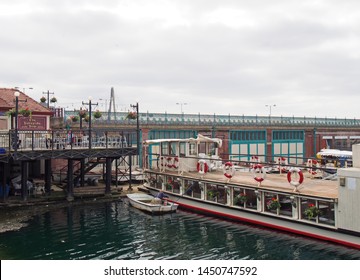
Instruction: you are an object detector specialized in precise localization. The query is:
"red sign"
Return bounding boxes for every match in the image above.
[18,116,47,130]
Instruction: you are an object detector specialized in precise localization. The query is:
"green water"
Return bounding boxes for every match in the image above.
[0,200,359,260]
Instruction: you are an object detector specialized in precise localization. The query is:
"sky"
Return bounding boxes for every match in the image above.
[1,0,360,118]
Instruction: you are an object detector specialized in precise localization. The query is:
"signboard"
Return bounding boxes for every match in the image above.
[18,116,47,130]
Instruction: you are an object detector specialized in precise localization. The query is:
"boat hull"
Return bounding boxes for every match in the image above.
[145,185,360,249]
[127,193,178,215]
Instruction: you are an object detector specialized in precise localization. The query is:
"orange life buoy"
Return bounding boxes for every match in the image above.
[251,164,266,183]
[287,167,304,187]
[223,161,235,179]
[197,159,209,174]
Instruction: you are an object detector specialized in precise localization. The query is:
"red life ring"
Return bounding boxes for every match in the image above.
[173,157,179,169]
[306,159,319,175]
[287,167,304,187]
[159,156,166,167]
[277,157,288,173]
[223,161,235,179]
[251,164,266,183]
[197,160,209,174]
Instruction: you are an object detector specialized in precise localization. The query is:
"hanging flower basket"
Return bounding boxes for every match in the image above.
[78,110,87,118]
[6,109,16,117]
[304,203,321,219]
[40,97,46,103]
[126,111,137,120]
[93,110,102,119]
[84,115,90,122]
[50,97,57,103]
[70,115,79,122]
[20,108,32,117]
[266,197,281,210]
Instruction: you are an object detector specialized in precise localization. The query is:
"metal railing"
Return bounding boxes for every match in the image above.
[64,111,360,127]
[0,128,138,152]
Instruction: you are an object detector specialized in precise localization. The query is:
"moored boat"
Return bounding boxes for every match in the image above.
[126,193,179,214]
[142,134,360,249]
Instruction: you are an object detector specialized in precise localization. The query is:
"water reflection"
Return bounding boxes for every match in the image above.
[0,200,359,260]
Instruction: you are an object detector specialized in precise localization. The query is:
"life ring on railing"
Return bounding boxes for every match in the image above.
[287,167,304,187]
[172,156,179,169]
[197,159,209,174]
[250,155,260,168]
[306,159,319,175]
[277,157,288,173]
[223,162,235,179]
[251,164,266,183]
[158,156,166,168]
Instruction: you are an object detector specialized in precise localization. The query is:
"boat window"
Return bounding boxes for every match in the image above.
[189,143,197,156]
[156,175,164,189]
[278,194,293,217]
[206,184,227,205]
[170,143,177,156]
[180,143,186,156]
[161,143,169,155]
[184,179,201,199]
[264,192,281,215]
[164,176,180,194]
[300,198,317,221]
[318,201,335,226]
[198,142,206,154]
[233,188,257,210]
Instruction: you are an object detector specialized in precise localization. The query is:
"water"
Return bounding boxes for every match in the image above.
[1,200,359,260]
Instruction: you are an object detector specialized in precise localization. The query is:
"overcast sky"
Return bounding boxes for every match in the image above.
[1,0,360,118]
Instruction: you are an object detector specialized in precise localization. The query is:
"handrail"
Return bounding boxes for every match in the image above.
[0,128,137,152]
[64,111,360,127]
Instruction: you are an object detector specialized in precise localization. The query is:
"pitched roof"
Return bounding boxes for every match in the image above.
[0,88,53,115]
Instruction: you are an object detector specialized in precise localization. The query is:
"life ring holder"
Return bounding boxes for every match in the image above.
[197,159,209,175]
[223,161,235,179]
[287,167,304,187]
[251,164,266,183]
[306,159,319,175]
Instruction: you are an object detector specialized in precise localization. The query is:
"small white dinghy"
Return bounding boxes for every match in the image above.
[127,193,178,214]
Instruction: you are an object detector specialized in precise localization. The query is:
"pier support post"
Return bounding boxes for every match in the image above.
[45,159,52,195]
[128,156,132,191]
[105,157,112,196]
[80,158,85,187]
[66,159,74,201]
[21,161,28,201]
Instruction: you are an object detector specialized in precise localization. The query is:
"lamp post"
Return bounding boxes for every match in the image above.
[43,90,55,108]
[130,102,140,153]
[13,91,27,153]
[176,102,188,114]
[82,96,98,149]
[265,104,276,116]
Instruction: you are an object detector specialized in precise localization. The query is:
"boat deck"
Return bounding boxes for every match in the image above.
[149,168,338,199]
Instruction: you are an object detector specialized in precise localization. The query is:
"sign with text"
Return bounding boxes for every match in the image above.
[19,116,47,130]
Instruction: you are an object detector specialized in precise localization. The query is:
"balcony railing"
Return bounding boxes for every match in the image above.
[0,129,137,152]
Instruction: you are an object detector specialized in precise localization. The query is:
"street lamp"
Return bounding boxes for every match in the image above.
[176,102,188,114]
[43,90,55,108]
[265,104,276,116]
[13,91,27,152]
[82,96,98,149]
[130,102,140,153]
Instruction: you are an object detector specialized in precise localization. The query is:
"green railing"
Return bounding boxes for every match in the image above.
[64,111,360,127]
